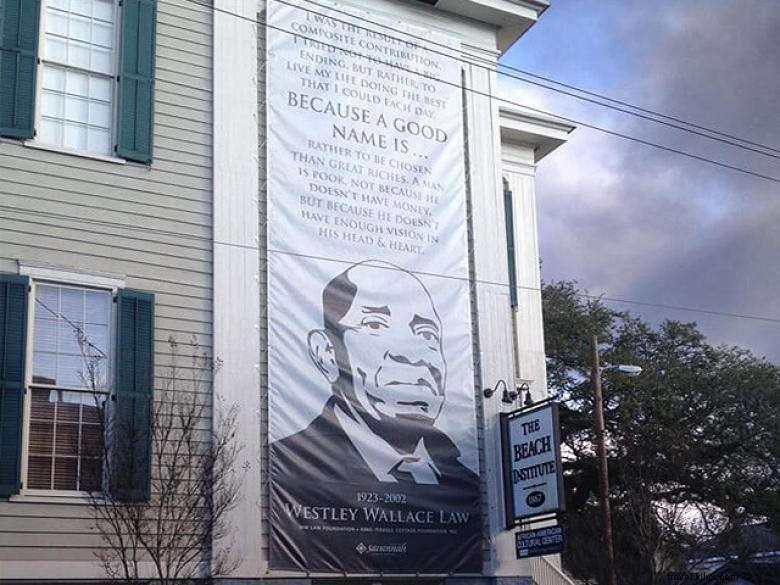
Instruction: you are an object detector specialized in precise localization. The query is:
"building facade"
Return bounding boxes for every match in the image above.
[0,0,213,580]
[0,0,572,582]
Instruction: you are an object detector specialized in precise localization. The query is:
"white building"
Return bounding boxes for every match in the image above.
[0,0,572,583]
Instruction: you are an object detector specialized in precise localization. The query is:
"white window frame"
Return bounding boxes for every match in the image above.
[26,0,124,163]
[17,264,125,498]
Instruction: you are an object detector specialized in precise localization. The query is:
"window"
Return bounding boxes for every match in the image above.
[0,273,154,499]
[0,0,157,162]
[503,178,518,309]
[27,283,112,492]
[38,0,117,155]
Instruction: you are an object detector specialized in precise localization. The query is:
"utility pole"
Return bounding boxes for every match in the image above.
[591,334,617,585]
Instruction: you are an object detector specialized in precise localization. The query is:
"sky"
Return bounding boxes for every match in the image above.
[498,0,780,363]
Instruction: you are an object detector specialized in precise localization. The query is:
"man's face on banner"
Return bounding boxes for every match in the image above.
[324,264,447,445]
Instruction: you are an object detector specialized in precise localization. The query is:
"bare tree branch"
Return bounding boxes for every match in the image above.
[86,336,244,585]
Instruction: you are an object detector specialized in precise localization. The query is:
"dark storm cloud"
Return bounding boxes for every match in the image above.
[501,0,780,362]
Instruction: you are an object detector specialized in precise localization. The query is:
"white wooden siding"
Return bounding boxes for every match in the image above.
[0,0,214,578]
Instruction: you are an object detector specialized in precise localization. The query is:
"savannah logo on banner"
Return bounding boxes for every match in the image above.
[266,0,481,573]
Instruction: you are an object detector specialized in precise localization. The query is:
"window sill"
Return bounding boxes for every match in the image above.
[9,490,103,505]
[23,140,127,165]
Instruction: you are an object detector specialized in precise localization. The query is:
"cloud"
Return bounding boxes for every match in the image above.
[500,0,780,362]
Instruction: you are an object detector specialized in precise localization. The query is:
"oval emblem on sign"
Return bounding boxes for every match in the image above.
[526,491,545,508]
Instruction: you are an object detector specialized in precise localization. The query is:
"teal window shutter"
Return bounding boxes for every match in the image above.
[503,182,519,309]
[0,274,29,496]
[0,0,41,139]
[111,289,154,501]
[116,0,156,162]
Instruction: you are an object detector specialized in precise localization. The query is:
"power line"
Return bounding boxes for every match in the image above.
[189,0,780,184]
[35,298,109,358]
[500,66,780,155]
[5,5,778,326]
[284,0,780,160]
[2,206,779,325]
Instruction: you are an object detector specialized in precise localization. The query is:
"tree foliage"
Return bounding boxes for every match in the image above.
[542,281,780,584]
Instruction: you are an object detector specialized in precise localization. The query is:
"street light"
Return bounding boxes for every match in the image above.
[590,335,642,585]
[602,364,643,377]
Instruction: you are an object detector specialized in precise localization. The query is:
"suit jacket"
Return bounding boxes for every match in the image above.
[269,396,483,573]
[271,395,478,488]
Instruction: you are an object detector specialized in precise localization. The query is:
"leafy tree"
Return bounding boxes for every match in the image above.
[542,281,780,584]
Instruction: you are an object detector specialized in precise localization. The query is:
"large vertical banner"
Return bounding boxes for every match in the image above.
[266,0,480,573]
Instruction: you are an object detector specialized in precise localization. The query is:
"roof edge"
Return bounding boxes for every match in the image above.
[499,105,575,162]
[432,0,549,53]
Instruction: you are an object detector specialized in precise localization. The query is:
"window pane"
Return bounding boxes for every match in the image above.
[44,37,68,64]
[39,119,65,147]
[58,392,83,422]
[64,122,88,150]
[60,287,84,322]
[29,420,54,455]
[85,289,110,324]
[65,70,89,97]
[57,321,82,356]
[89,76,111,102]
[88,101,110,127]
[84,323,108,353]
[92,21,113,48]
[90,48,112,75]
[65,96,89,124]
[36,285,60,320]
[30,389,57,421]
[93,0,113,22]
[62,390,94,407]
[81,425,103,458]
[55,422,80,455]
[71,1,91,18]
[33,317,57,353]
[69,15,91,42]
[45,9,69,36]
[80,458,102,491]
[87,128,111,155]
[57,353,86,388]
[32,352,57,385]
[42,65,66,91]
[27,456,53,489]
[69,41,91,69]
[41,92,65,118]
[53,457,78,490]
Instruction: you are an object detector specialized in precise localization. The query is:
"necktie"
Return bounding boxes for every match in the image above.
[389,457,439,484]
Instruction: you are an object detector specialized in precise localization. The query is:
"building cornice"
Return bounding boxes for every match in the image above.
[499,105,575,162]
[428,0,549,53]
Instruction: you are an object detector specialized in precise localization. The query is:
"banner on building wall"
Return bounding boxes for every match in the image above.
[266,0,480,574]
[501,404,565,525]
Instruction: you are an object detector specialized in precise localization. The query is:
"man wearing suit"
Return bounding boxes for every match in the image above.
[271,260,476,486]
[269,260,481,573]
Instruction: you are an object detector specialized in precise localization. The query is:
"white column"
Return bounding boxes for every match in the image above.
[462,59,527,577]
[213,0,262,578]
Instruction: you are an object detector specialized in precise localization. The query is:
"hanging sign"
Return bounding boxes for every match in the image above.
[515,524,565,559]
[266,0,480,574]
[501,403,565,525]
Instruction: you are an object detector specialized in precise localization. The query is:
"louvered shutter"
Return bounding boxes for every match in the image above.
[0,274,29,496]
[110,289,154,501]
[116,0,156,162]
[0,0,40,138]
